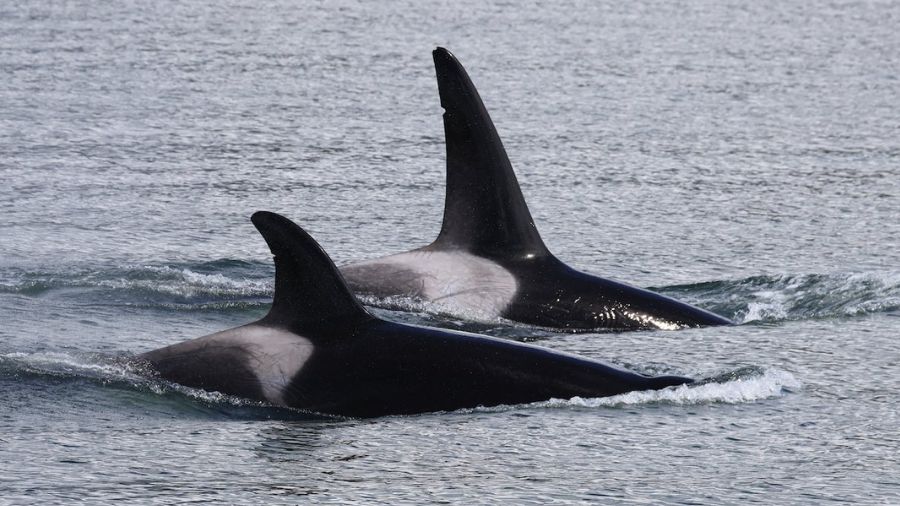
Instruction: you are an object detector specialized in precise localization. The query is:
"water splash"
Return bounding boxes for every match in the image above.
[659,270,900,324]
[460,367,800,415]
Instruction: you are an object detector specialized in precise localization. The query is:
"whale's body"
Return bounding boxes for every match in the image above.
[141,212,693,418]
[342,48,731,331]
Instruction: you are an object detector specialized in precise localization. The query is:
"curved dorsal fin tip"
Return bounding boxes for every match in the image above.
[251,210,299,257]
[250,211,370,329]
[432,47,459,71]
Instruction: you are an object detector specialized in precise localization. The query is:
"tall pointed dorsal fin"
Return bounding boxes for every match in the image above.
[430,47,550,259]
[251,211,371,329]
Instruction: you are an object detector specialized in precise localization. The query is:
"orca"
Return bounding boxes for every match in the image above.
[139,211,693,418]
[341,48,732,331]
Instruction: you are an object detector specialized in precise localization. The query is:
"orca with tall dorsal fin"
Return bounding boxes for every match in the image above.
[139,211,693,418]
[341,48,732,331]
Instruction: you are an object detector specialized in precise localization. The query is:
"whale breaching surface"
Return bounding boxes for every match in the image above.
[341,48,732,331]
[139,211,693,418]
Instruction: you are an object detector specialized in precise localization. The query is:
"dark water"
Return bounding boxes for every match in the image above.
[2,0,899,503]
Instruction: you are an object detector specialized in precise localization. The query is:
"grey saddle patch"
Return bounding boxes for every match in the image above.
[159,325,314,405]
[343,250,517,320]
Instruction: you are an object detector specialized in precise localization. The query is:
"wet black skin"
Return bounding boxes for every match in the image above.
[142,212,694,418]
[495,254,731,331]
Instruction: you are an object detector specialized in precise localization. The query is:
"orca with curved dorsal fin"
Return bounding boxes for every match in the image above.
[140,211,693,418]
[341,48,732,331]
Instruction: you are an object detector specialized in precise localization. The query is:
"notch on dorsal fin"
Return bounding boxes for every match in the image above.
[430,47,550,260]
[251,211,372,329]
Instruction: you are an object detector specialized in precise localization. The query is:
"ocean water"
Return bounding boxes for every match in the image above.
[2,0,899,503]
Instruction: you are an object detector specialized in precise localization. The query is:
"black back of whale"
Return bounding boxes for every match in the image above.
[344,48,731,331]
[284,318,687,417]
[141,212,692,418]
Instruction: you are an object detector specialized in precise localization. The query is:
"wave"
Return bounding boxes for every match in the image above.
[0,350,148,384]
[0,260,272,311]
[658,270,900,324]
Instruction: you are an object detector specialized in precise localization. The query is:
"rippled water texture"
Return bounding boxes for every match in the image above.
[1,0,899,503]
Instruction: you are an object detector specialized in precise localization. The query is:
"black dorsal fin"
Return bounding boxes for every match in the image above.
[251,211,372,329]
[430,47,550,260]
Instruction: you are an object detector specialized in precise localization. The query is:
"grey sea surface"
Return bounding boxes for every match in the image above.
[2,0,899,503]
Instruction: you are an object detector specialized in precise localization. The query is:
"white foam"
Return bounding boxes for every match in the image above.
[459,368,801,414]
[550,368,800,408]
